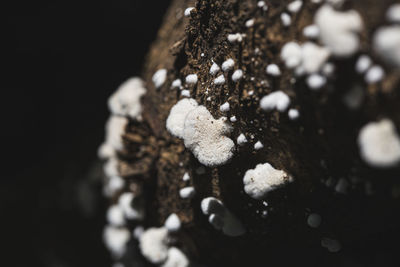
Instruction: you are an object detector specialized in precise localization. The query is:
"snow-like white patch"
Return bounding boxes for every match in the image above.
[260,91,290,112]
[243,162,289,199]
[287,0,302,13]
[364,65,384,84]
[209,62,220,75]
[108,77,146,120]
[179,187,196,198]
[103,175,125,197]
[165,213,181,232]
[220,102,230,112]
[214,74,225,85]
[201,197,246,236]
[184,7,194,17]
[104,226,130,257]
[355,55,372,74]
[222,58,235,72]
[166,98,198,139]
[281,12,291,27]
[307,213,321,228]
[139,227,169,264]
[232,69,243,82]
[237,134,247,145]
[373,26,400,68]
[162,247,189,267]
[153,69,167,88]
[185,74,198,84]
[315,4,363,57]
[358,119,400,168]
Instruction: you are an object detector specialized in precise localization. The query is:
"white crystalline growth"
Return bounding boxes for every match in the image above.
[108,77,146,120]
[243,163,289,199]
[315,4,363,57]
[373,26,400,68]
[118,192,144,221]
[260,91,291,112]
[167,99,235,166]
[166,98,199,139]
[139,227,169,264]
[152,69,167,89]
[161,247,189,267]
[103,226,131,257]
[358,119,400,168]
[201,197,246,236]
[98,116,128,159]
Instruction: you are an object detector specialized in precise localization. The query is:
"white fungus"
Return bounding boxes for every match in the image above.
[214,74,226,85]
[306,74,326,90]
[364,65,385,84]
[245,19,255,27]
[152,69,167,88]
[209,62,220,75]
[161,247,189,267]
[303,24,320,39]
[104,226,130,257]
[358,119,400,168]
[301,42,330,74]
[107,205,125,227]
[220,102,230,112]
[108,77,146,120]
[373,26,400,68]
[266,64,281,76]
[307,213,322,228]
[139,227,169,264]
[227,33,245,43]
[165,213,181,232]
[103,157,120,177]
[321,238,341,253]
[315,4,363,57]
[288,109,299,120]
[171,79,182,89]
[98,116,128,159]
[133,226,144,240]
[222,59,235,72]
[322,62,335,77]
[184,7,194,17]
[287,0,303,13]
[254,141,264,150]
[179,187,196,199]
[355,55,372,74]
[181,90,190,98]
[232,69,243,82]
[281,42,302,68]
[230,116,237,122]
[281,12,291,27]
[257,1,268,11]
[118,192,144,221]
[200,197,245,236]
[166,98,199,139]
[237,134,248,145]
[260,91,291,112]
[243,162,289,199]
[185,74,198,84]
[386,4,400,23]
[103,175,125,197]
[182,172,190,181]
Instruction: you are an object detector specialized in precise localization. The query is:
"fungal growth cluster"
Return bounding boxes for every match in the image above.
[98,0,400,266]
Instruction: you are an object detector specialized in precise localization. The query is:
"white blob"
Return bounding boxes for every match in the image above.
[288,109,299,120]
[303,24,320,39]
[287,0,303,13]
[107,205,125,226]
[281,42,302,68]
[358,119,400,168]
[321,238,341,253]
[153,69,167,88]
[98,116,128,159]
[301,42,330,74]
[266,64,281,76]
[281,12,292,27]
[222,58,235,72]
[165,213,181,232]
[335,178,349,194]
[179,187,196,199]
[232,69,243,82]
[364,65,384,84]
[161,247,189,267]
[181,90,190,97]
[373,26,400,68]
[209,62,220,75]
[104,226,130,257]
[260,91,291,112]
[182,172,190,181]
[254,141,264,150]
[245,19,255,27]
[306,74,326,90]
[184,7,194,17]
[386,3,400,23]
[307,213,322,228]
[355,55,372,74]
[227,33,245,43]
[166,98,199,139]
[237,134,248,145]
[118,192,144,220]
[139,227,169,264]
[185,74,198,84]
[243,162,289,199]
[214,74,225,85]
[171,79,182,89]
[220,102,230,112]
[230,116,237,122]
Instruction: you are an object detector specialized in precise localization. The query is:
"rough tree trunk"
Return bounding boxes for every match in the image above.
[104,0,400,266]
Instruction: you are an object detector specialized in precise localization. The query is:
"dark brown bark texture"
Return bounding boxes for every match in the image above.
[114,0,400,266]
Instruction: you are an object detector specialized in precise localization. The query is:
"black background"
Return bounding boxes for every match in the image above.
[2,1,170,266]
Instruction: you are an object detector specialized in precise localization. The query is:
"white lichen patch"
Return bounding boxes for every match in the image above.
[230,116,237,122]
[288,109,299,120]
[373,25,400,68]
[165,213,181,232]
[260,91,291,112]
[166,98,199,139]
[161,247,189,267]
[281,42,302,68]
[171,79,182,89]
[200,197,246,236]
[243,162,290,199]
[306,74,326,90]
[139,227,169,264]
[245,19,255,27]
[182,172,190,181]
[315,4,363,57]
[181,90,190,97]
[303,24,319,39]
[152,69,167,88]
[108,77,146,120]
[301,42,330,74]
[358,119,400,168]
[227,33,245,43]
[103,226,130,257]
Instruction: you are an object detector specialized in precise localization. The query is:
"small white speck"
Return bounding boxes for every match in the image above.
[182,172,190,181]
[181,90,190,97]
[307,213,322,228]
[184,7,194,17]
[185,74,198,84]
[266,64,281,76]
[288,109,299,120]
[230,116,237,122]
[335,178,349,194]
[303,24,320,39]
[232,69,244,82]
[222,59,235,72]
[306,74,326,90]
[287,0,303,14]
[165,213,181,232]
[206,96,212,101]
[210,62,220,75]
[260,91,291,112]
[248,90,254,96]
[257,1,268,11]
[152,69,167,88]
[220,102,230,112]
[237,134,248,145]
[322,62,335,76]
[355,55,372,74]
[281,12,291,27]
[245,19,255,27]
[254,141,264,150]
[171,79,182,89]
[365,65,384,84]
[214,74,226,85]
[201,53,205,57]
[227,33,245,43]
[179,187,195,199]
